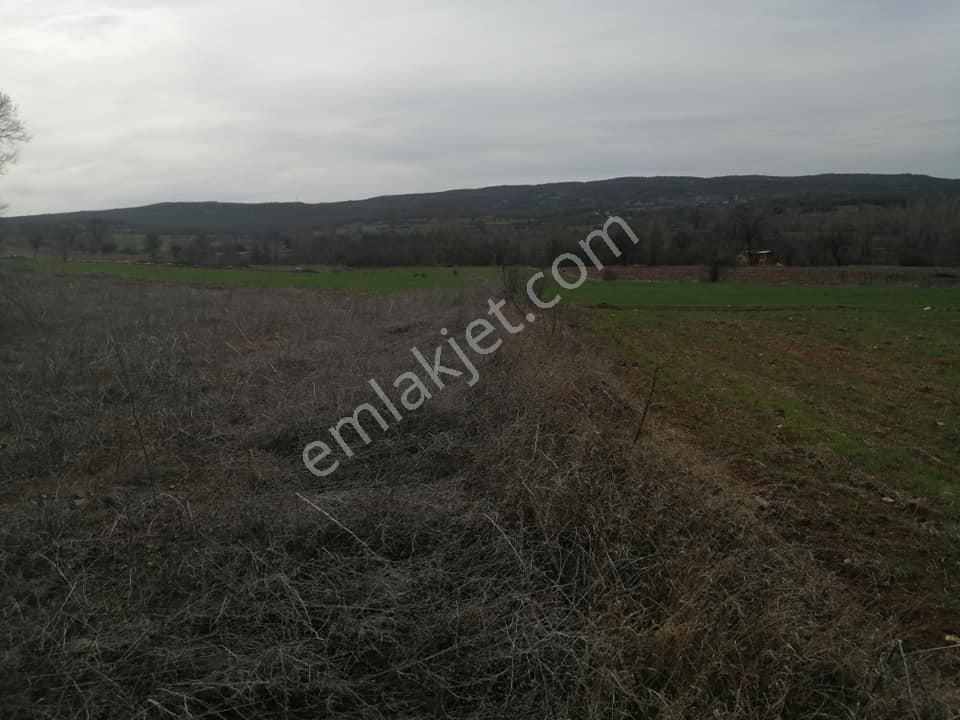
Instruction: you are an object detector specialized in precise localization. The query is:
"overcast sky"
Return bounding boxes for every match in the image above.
[1,0,958,215]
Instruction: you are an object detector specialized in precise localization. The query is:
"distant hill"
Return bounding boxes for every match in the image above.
[5,174,959,234]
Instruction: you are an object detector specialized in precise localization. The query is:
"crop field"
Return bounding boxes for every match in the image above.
[566,281,960,623]
[8,259,495,292]
[1,264,958,718]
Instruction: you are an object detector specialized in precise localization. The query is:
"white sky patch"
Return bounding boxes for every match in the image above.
[0,0,958,214]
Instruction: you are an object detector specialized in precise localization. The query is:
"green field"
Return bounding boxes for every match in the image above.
[567,280,960,501]
[572,283,960,494]
[564,276,960,311]
[18,258,960,310]
[562,279,960,616]
[8,259,495,292]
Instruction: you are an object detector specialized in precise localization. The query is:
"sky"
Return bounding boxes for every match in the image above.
[1,0,958,216]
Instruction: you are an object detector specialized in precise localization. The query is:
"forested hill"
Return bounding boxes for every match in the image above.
[6,173,960,234]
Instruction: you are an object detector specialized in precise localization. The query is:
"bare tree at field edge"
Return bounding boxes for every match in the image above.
[0,91,29,214]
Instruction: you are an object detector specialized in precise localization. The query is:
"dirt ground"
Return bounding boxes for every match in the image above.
[1,269,957,718]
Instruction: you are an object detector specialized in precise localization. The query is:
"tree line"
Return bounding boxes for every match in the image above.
[8,198,958,269]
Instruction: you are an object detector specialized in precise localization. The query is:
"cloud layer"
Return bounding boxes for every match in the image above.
[2,0,958,214]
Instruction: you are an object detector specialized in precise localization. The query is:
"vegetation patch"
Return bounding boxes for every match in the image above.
[7,259,495,292]
[568,279,960,626]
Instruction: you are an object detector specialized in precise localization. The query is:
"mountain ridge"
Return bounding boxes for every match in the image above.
[5,173,959,234]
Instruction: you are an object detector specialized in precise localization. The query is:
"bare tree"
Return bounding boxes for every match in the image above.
[29,229,43,259]
[0,91,29,214]
[706,223,736,282]
[826,219,855,266]
[0,92,28,171]
[144,232,162,262]
[732,204,767,261]
[53,224,77,261]
[87,217,111,253]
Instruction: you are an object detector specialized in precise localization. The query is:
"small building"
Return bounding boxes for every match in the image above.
[736,249,776,266]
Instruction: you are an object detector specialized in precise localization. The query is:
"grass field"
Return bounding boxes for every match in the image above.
[567,276,960,310]
[565,279,960,622]
[565,280,960,497]
[8,259,494,291]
